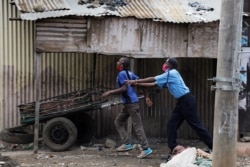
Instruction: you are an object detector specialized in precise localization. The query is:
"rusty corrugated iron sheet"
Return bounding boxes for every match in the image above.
[14,0,220,23]
[15,0,70,13]
[34,16,219,58]
[1,0,35,129]
[14,0,120,20]
[87,17,188,56]
[118,0,220,23]
[36,17,88,52]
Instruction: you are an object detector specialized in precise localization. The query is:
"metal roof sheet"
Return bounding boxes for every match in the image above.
[15,0,70,13]
[14,0,120,20]
[14,0,221,23]
[118,0,220,23]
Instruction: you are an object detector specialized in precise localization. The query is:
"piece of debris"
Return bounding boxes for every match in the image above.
[132,144,142,150]
[240,136,250,142]
[82,147,98,151]
[104,138,116,148]
[79,0,127,7]
[22,143,33,150]
[81,144,104,151]
[80,146,87,150]
[188,2,214,12]
[33,2,46,12]
[10,144,20,151]
[87,4,100,9]
[0,155,19,166]
[78,0,94,5]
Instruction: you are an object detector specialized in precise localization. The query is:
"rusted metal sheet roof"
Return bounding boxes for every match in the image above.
[14,0,220,23]
[118,0,220,23]
[15,0,70,13]
[14,0,120,20]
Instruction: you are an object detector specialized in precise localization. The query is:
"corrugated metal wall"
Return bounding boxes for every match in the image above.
[1,0,35,129]
[89,18,219,58]
[88,17,189,58]
[35,17,219,59]
[188,22,219,58]
[39,53,93,98]
[39,54,120,136]
[0,0,3,130]
[36,17,88,52]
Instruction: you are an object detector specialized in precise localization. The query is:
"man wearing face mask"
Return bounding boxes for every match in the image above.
[126,58,213,160]
[101,56,153,159]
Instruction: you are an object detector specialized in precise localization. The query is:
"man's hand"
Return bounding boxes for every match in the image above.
[125,80,137,85]
[145,97,153,107]
[101,91,111,98]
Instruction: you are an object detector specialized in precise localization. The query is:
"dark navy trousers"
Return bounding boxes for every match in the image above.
[167,93,213,151]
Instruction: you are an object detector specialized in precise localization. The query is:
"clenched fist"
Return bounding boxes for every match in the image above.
[145,97,153,107]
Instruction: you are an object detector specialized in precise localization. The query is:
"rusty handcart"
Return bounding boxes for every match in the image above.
[0,87,158,151]
[0,87,123,152]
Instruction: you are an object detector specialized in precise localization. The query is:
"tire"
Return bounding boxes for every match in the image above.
[0,125,34,144]
[42,117,77,152]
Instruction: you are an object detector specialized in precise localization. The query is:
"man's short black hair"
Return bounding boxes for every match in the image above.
[167,58,178,69]
[121,57,130,69]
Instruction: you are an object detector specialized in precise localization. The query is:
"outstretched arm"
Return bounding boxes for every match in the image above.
[136,82,157,87]
[126,77,156,85]
[137,77,156,83]
[101,84,127,98]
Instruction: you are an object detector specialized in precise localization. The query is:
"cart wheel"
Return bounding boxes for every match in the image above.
[0,125,34,144]
[43,117,77,152]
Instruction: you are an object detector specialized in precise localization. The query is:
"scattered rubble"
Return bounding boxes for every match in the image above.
[0,137,249,167]
[0,153,18,167]
[78,0,127,9]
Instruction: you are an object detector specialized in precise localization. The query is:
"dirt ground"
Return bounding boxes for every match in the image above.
[0,137,250,167]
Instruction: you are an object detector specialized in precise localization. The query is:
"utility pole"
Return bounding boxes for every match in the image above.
[212,0,244,166]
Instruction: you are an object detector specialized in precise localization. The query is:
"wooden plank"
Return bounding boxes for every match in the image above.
[38,18,87,24]
[33,52,41,153]
[36,23,87,29]
[36,27,87,32]
[36,41,87,52]
[37,32,86,38]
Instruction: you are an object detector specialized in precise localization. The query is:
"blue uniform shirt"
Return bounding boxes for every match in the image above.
[154,69,190,99]
[117,70,139,103]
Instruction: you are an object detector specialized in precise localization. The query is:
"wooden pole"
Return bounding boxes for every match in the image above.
[33,52,41,153]
[212,0,244,166]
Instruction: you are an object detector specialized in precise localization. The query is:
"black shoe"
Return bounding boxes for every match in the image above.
[161,154,172,162]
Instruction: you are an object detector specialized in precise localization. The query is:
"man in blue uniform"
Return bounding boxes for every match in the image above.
[126,58,213,158]
[101,57,153,158]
